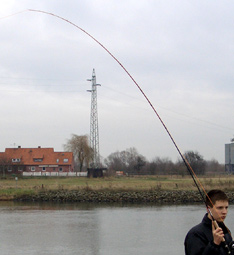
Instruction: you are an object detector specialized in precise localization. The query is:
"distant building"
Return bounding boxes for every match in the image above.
[0,146,74,175]
[225,143,234,173]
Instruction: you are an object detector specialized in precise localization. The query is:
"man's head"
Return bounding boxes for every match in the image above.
[206,189,229,222]
[206,189,228,207]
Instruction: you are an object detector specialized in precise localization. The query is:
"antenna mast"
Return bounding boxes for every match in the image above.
[87,69,101,168]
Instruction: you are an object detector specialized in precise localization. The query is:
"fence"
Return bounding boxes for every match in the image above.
[22,172,87,177]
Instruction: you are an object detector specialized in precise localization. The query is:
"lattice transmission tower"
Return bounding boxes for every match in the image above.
[87,69,101,168]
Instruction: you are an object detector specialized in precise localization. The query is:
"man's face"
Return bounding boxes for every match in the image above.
[207,200,229,222]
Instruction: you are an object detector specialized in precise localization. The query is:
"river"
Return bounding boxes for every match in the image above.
[0,202,233,255]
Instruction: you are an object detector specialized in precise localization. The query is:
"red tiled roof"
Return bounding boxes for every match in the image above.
[1,147,73,165]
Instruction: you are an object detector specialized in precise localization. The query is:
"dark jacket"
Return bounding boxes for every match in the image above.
[184,213,233,255]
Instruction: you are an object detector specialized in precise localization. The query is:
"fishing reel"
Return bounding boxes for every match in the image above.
[219,241,232,255]
[229,241,234,251]
[221,240,234,255]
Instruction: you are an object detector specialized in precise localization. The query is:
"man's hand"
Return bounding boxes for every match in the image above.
[212,221,224,245]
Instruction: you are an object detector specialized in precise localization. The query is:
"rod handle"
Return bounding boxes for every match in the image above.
[213,220,225,242]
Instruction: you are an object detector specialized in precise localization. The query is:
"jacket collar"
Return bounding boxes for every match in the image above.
[202,213,212,226]
[202,213,228,234]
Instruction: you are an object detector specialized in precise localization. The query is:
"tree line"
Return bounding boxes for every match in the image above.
[65,134,225,176]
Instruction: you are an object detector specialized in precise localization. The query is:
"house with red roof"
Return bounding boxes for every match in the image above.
[0,146,74,175]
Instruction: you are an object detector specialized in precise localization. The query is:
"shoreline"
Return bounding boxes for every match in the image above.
[1,176,234,204]
[11,190,234,204]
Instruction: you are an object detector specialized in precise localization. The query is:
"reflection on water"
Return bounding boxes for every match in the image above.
[0,202,233,255]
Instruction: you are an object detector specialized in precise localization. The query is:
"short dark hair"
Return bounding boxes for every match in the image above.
[206,189,228,207]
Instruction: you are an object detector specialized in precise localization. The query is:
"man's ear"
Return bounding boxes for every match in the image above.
[206,206,211,213]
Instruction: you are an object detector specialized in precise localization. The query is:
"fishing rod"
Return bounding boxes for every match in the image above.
[24,9,218,204]
[1,9,233,253]
[23,10,208,189]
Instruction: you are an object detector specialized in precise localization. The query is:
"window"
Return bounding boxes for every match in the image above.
[8,167,12,172]
[31,166,35,171]
[63,159,68,163]
[12,158,20,163]
[59,167,63,172]
[56,159,59,163]
[42,167,46,171]
[33,158,43,162]
[18,166,23,171]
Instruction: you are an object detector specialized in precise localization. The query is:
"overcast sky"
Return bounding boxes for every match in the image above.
[0,0,233,163]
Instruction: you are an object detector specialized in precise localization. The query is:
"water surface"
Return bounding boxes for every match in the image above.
[0,202,233,255]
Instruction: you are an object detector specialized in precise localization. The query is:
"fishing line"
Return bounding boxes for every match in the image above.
[1,9,232,245]
[0,10,27,20]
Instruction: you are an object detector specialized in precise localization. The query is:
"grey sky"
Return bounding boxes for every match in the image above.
[0,0,233,163]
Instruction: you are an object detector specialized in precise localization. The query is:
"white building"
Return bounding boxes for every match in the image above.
[225,143,234,173]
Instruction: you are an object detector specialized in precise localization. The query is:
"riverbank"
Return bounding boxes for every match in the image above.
[1,176,234,203]
[15,189,202,203]
[12,190,234,204]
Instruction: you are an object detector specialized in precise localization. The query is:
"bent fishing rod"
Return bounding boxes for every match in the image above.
[1,9,232,251]
[22,9,220,203]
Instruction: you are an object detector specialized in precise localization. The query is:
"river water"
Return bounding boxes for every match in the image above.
[0,202,233,255]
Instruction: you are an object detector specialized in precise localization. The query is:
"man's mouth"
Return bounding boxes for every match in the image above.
[220,216,226,221]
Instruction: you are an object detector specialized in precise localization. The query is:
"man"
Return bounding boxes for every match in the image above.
[184,189,233,255]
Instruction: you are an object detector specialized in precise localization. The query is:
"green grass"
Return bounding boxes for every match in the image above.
[0,188,36,200]
[0,175,234,200]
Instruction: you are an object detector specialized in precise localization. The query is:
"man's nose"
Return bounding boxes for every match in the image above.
[222,208,228,214]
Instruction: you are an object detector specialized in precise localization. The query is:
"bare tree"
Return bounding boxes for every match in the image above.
[133,156,146,175]
[104,147,147,175]
[104,151,127,173]
[148,157,174,175]
[206,159,225,174]
[183,150,207,175]
[64,134,93,172]
[0,155,12,177]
